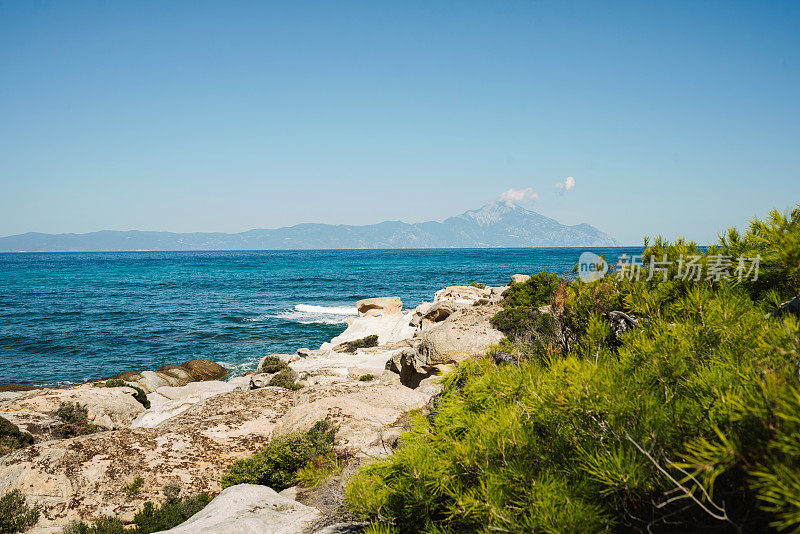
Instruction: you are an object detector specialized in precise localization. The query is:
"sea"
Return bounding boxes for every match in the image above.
[0,248,640,386]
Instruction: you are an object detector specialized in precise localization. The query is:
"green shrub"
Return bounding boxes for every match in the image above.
[501,269,562,309]
[469,282,486,289]
[359,374,375,382]
[132,493,212,534]
[54,402,102,438]
[490,270,565,346]
[0,416,33,455]
[338,335,380,354]
[64,491,212,534]
[103,379,126,388]
[260,355,289,373]
[62,516,125,534]
[0,489,39,533]
[129,386,150,409]
[268,369,302,390]
[161,482,181,503]
[125,476,144,495]
[221,421,336,490]
[345,205,800,533]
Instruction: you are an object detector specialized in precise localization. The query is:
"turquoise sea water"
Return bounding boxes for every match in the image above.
[0,248,640,386]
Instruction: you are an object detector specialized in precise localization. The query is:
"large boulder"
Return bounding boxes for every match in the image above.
[418,306,504,366]
[321,313,415,350]
[109,359,228,393]
[155,484,321,534]
[510,274,531,284]
[388,305,504,388]
[434,285,491,305]
[356,297,402,317]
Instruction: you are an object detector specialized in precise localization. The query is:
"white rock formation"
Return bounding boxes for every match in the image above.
[0,385,146,437]
[510,273,531,284]
[154,484,321,534]
[356,296,403,317]
[131,380,241,429]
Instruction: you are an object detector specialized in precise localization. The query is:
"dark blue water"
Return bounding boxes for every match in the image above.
[0,248,639,386]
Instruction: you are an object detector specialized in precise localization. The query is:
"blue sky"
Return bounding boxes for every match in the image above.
[1,1,798,245]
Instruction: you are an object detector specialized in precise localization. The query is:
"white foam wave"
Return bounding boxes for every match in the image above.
[275,304,357,325]
[294,304,358,316]
[241,314,271,323]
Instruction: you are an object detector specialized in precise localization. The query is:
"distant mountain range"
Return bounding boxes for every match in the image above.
[0,202,621,251]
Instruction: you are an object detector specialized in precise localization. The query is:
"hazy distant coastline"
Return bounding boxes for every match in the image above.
[0,201,620,252]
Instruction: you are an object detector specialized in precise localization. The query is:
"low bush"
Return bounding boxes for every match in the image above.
[359,374,375,382]
[63,516,125,534]
[469,282,486,289]
[131,493,212,534]
[125,476,144,496]
[338,335,379,353]
[221,421,336,490]
[0,416,33,455]
[0,489,39,534]
[268,369,302,390]
[260,355,288,373]
[63,487,212,534]
[103,379,126,388]
[53,402,102,438]
[345,205,800,533]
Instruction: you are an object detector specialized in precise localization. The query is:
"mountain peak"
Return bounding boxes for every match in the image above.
[457,200,536,226]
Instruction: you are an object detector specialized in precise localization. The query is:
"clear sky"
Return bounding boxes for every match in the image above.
[1,1,798,245]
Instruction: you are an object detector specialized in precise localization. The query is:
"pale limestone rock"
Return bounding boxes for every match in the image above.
[110,359,228,393]
[0,385,145,438]
[356,297,402,317]
[417,375,444,398]
[388,303,504,388]
[321,313,415,351]
[434,285,492,306]
[510,273,531,284]
[292,343,409,381]
[273,383,431,458]
[131,381,238,429]
[0,387,296,530]
[0,380,435,530]
[418,305,504,366]
[248,373,274,390]
[279,486,299,500]
[154,484,321,534]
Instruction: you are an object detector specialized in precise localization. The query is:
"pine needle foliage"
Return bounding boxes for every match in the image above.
[345,205,800,533]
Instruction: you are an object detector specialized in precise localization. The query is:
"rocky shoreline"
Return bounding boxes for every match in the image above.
[0,280,515,533]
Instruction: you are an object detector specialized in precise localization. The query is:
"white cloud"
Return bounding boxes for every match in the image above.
[555,176,576,191]
[498,187,539,205]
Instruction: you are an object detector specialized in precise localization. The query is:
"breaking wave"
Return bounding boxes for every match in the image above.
[275,304,358,324]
